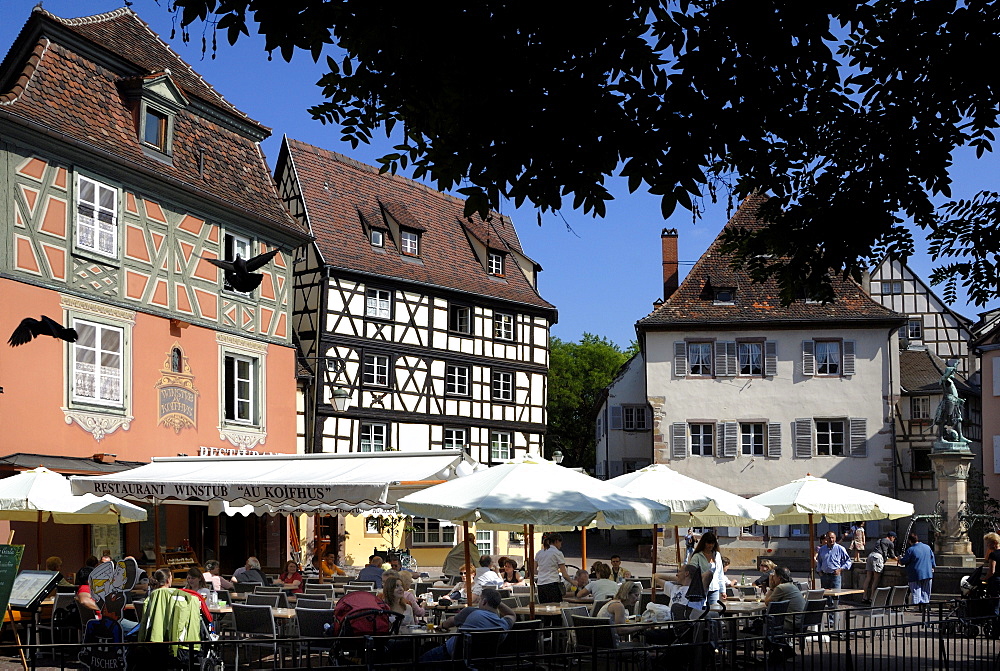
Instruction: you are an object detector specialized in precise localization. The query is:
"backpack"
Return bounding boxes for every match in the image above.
[331,590,399,637]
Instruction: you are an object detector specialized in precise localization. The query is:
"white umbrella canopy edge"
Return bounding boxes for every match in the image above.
[0,466,146,523]
[748,475,914,524]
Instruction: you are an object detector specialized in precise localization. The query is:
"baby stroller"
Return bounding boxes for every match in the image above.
[942,567,999,639]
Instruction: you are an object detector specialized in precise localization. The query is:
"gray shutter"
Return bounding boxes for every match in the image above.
[764,341,778,377]
[610,406,622,430]
[842,341,856,376]
[725,342,738,377]
[644,406,652,430]
[674,342,688,377]
[595,416,603,441]
[802,341,815,376]
[794,418,813,458]
[715,342,729,377]
[671,422,688,459]
[723,422,738,458]
[850,417,868,457]
[767,422,782,458]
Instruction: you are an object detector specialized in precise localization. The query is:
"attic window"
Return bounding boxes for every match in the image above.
[143,108,168,151]
[401,230,420,256]
[488,251,504,276]
[714,288,735,304]
[370,229,385,247]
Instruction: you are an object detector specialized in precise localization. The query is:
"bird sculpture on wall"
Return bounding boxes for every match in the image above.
[203,249,280,293]
[7,315,78,347]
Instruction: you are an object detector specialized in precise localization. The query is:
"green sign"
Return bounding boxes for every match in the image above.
[0,545,25,613]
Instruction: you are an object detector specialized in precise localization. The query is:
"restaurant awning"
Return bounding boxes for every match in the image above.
[69,450,476,513]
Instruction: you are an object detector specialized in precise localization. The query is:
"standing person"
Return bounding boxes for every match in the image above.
[685,529,696,563]
[687,531,723,606]
[982,533,1000,615]
[815,531,853,590]
[898,532,936,614]
[609,555,632,582]
[862,545,885,603]
[850,521,867,562]
[358,555,386,588]
[535,532,572,604]
[876,531,898,562]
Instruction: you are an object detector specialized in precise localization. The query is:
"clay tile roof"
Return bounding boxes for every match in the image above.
[285,138,555,313]
[638,194,906,329]
[900,349,976,394]
[0,7,306,239]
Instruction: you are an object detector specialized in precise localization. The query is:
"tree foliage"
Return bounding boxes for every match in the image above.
[168,0,1000,304]
[547,335,637,470]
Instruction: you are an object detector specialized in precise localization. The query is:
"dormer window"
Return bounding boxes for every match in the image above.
[370,229,385,247]
[714,288,735,304]
[142,107,169,152]
[120,71,187,161]
[488,251,505,276]
[401,230,420,256]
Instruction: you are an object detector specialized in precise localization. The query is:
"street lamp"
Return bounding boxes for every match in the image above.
[552,449,564,465]
[303,355,352,412]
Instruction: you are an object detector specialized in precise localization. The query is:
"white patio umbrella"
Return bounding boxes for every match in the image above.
[397,455,671,613]
[749,475,914,584]
[609,464,774,580]
[0,467,147,567]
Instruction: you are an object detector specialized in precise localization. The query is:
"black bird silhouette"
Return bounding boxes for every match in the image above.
[8,315,78,347]
[203,249,280,293]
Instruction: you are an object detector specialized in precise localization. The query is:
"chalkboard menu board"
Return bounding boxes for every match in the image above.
[8,569,60,611]
[0,545,24,612]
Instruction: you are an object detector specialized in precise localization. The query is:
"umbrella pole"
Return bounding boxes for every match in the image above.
[153,502,162,568]
[527,524,535,618]
[36,510,42,570]
[581,526,587,573]
[651,525,658,598]
[463,521,472,598]
[809,513,816,588]
[674,526,682,569]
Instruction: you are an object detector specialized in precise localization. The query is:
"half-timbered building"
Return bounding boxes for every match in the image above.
[0,7,310,571]
[277,139,556,565]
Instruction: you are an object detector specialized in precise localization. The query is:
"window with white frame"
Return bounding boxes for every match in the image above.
[622,405,648,431]
[363,353,390,387]
[911,396,931,420]
[401,230,419,256]
[223,233,252,294]
[488,252,504,276]
[366,288,391,319]
[815,419,846,456]
[365,517,380,533]
[688,342,713,376]
[476,529,493,555]
[370,229,385,247]
[740,423,764,456]
[76,175,118,258]
[490,431,512,461]
[72,320,123,406]
[444,428,467,450]
[360,422,387,452]
[449,305,472,334]
[815,341,841,375]
[881,280,903,295]
[492,371,514,401]
[411,518,455,545]
[494,312,515,341]
[907,319,923,340]
[690,423,714,456]
[446,364,470,395]
[738,342,763,376]
[223,352,257,424]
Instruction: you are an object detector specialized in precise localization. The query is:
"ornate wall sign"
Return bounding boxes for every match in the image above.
[155,343,199,433]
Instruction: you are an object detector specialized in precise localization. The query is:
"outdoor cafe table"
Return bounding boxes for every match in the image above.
[208,605,297,620]
[563,596,594,604]
[721,601,768,615]
[425,602,464,625]
[824,589,865,599]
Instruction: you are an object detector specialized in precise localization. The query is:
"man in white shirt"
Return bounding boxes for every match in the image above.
[471,555,505,603]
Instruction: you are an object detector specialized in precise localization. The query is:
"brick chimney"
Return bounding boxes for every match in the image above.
[661,228,679,300]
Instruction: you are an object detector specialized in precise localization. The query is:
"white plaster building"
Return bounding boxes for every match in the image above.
[594,352,652,479]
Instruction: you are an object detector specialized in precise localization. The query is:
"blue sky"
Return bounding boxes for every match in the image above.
[3,0,998,348]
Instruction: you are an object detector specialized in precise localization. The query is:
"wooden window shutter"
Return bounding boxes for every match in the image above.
[674,342,687,377]
[794,418,813,458]
[645,406,652,430]
[764,341,778,377]
[843,341,856,376]
[725,342,738,377]
[850,417,868,457]
[610,406,623,430]
[767,422,782,458]
[802,341,816,376]
[671,422,688,459]
[723,422,738,458]
[715,342,729,377]
[595,416,603,441]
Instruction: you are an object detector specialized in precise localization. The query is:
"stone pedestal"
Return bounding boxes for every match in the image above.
[929,446,977,568]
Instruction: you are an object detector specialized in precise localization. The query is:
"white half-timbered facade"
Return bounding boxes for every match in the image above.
[277,139,556,465]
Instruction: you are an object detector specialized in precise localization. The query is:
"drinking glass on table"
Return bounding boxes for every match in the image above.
[754,587,763,603]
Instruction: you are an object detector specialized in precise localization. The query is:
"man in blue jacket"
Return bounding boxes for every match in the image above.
[898,532,936,610]
[815,531,853,590]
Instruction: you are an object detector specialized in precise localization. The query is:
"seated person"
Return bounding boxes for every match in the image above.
[397,571,426,618]
[764,566,806,632]
[498,557,522,584]
[76,556,98,586]
[275,560,304,593]
[610,555,632,582]
[754,559,776,591]
[445,568,468,601]
[596,581,647,642]
[232,557,267,586]
[184,567,212,598]
[471,555,505,603]
[357,554,386,588]
[388,557,403,572]
[419,589,515,662]
[662,565,692,608]
[46,556,73,586]
[203,560,233,591]
[322,553,347,576]
[577,562,619,602]
[569,569,591,595]
[589,561,605,580]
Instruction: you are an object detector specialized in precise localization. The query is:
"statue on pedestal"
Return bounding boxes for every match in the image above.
[933,359,969,452]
